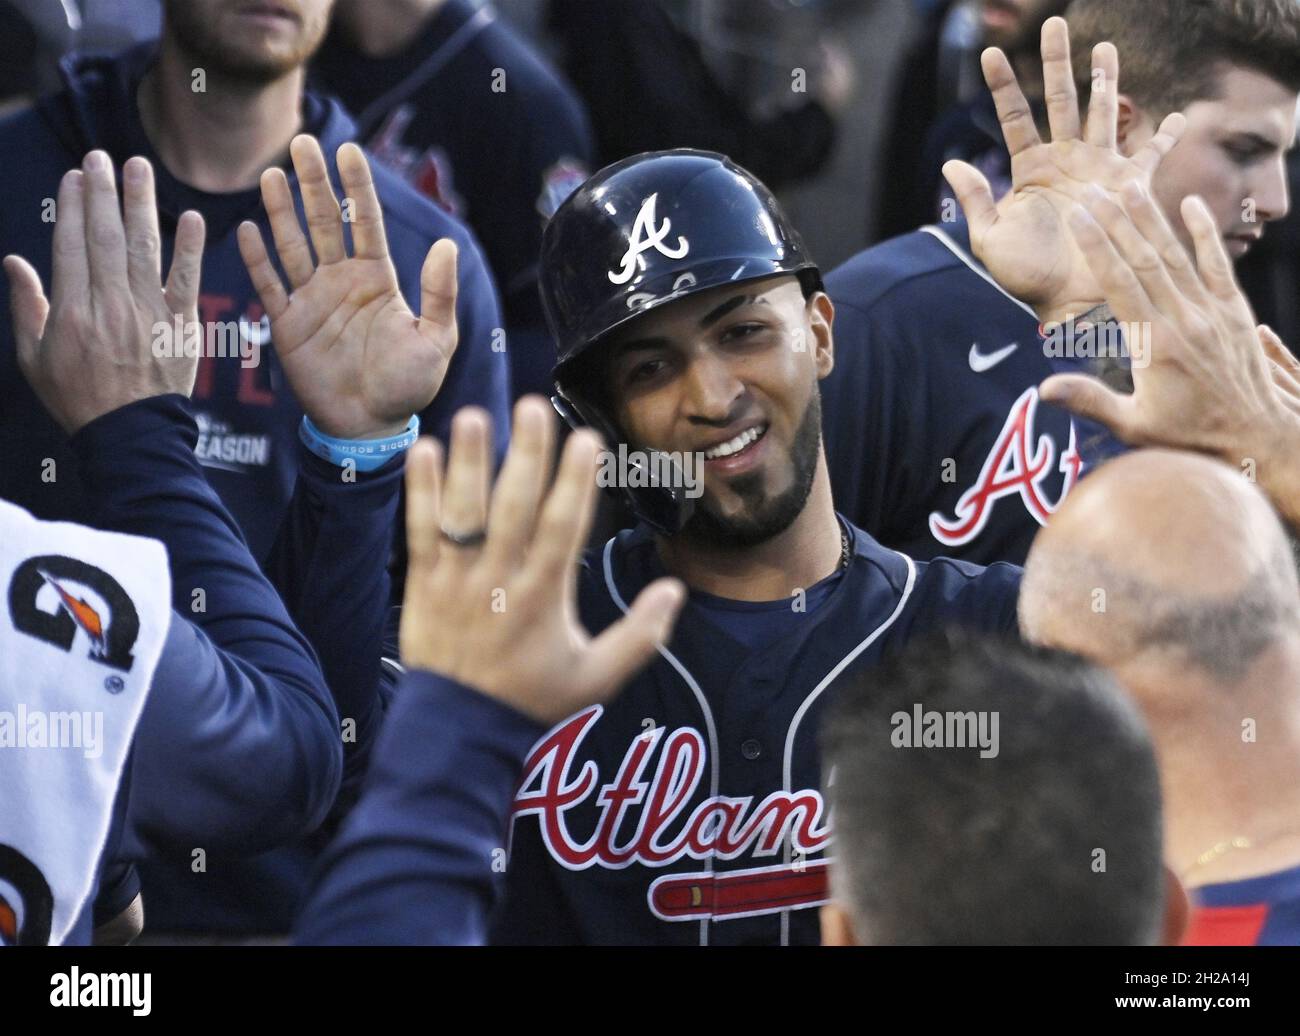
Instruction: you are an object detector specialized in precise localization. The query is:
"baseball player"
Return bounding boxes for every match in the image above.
[295,10,1300,942]
[820,4,1300,566]
[294,148,1300,944]
[487,150,1027,946]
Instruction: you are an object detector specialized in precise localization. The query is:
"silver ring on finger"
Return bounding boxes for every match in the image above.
[439,525,488,548]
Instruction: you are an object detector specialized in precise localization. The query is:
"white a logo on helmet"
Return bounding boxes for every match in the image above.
[609,194,690,285]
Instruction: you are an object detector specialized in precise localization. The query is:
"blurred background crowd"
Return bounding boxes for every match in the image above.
[5,0,1293,350]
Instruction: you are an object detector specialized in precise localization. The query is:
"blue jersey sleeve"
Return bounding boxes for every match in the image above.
[263,445,405,819]
[820,293,928,545]
[905,556,1023,640]
[68,395,342,855]
[295,670,543,946]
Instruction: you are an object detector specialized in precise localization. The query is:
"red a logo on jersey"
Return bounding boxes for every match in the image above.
[928,388,1082,547]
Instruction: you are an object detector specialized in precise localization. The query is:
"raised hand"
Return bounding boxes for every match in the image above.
[399,396,686,725]
[1040,181,1300,527]
[5,152,205,434]
[237,135,459,441]
[943,16,1185,326]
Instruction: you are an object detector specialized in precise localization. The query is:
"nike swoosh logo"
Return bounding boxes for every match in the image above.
[969,342,1019,373]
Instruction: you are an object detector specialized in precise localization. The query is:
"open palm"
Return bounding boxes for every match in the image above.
[943,17,1185,326]
[238,136,459,440]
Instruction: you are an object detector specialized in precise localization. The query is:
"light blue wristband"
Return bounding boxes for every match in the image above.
[299,414,420,472]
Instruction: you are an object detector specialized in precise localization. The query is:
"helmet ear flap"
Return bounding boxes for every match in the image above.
[550,393,584,431]
[549,388,696,538]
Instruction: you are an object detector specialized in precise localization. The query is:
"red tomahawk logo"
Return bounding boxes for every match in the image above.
[648,861,830,921]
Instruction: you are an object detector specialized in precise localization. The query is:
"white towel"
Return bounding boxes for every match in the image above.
[0,499,171,945]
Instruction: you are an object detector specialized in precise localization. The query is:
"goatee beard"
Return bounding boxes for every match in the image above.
[681,391,823,549]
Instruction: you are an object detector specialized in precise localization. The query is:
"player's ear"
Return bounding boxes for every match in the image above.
[1115,94,1157,158]
[1160,864,1190,945]
[820,902,859,946]
[807,290,834,379]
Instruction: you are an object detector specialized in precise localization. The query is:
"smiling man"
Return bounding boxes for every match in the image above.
[487,150,1025,946]
[283,12,1300,945]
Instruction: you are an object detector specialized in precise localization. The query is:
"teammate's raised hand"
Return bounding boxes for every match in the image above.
[237,135,459,441]
[4,152,205,434]
[1040,182,1300,528]
[942,16,1185,326]
[399,397,686,725]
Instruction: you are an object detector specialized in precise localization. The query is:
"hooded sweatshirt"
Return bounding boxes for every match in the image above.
[0,44,509,563]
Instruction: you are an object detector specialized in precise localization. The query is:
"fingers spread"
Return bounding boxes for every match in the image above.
[4,254,50,373]
[527,428,602,587]
[289,134,346,267]
[81,150,128,297]
[981,46,1041,157]
[1083,42,1119,149]
[165,210,206,317]
[1081,185,1184,320]
[941,160,998,241]
[1131,111,1186,176]
[1065,202,1156,327]
[418,238,459,349]
[404,436,445,574]
[1183,195,1240,304]
[236,219,289,321]
[1119,180,1204,305]
[578,577,686,706]
[1039,16,1080,141]
[1259,326,1300,413]
[484,396,557,573]
[440,406,493,551]
[51,170,89,306]
[122,156,163,297]
[1039,373,1134,440]
[336,143,389,261]
[261,166,316,289]
[1259,325,1300,382]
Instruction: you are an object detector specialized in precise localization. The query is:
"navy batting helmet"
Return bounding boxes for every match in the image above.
[540,149,822,534]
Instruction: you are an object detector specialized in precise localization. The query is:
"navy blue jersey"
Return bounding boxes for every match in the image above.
[0,44,509,562]
[52,396,343,941]
[1185,864,1300,946]
[821,221,1082,567]
[482,521,1021,945]
[313,0,594,400]
[61,395,401,942]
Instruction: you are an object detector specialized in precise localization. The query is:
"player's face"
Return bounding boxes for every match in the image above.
[606,276,834,547]
[1144,66,1297,261]
[163,0,335,82]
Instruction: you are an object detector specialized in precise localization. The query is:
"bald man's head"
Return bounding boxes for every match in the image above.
[1020,450,1300,691]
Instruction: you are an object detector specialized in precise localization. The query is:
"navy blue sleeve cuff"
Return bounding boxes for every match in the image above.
[70,393,198,461]
[387,669,547,762]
